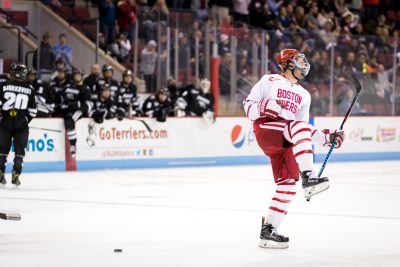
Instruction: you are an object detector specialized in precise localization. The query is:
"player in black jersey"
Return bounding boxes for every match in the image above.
[50,66,70,117]
[142,87,172,122]
[62,69,93,156]
[0,64,37,186]
[91,83,117,124]
[175,78,215,123]
[92,64,119,102]
[26,69,55,117]
[117,70,139,120]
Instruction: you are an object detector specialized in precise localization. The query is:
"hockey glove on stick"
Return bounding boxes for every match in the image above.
[258,99,282,120]
[323,129,345,149]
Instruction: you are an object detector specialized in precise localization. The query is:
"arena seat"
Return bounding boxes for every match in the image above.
[73,7,90,20]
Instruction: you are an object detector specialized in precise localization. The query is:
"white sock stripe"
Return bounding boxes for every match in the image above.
[275,193,295,201]
[259,125,284,131]
[277,184,297,192]
[292,142,312,154]
[262,122,286,126]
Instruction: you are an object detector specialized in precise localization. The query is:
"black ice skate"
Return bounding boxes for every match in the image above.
[0,171,6,186]
[258,217,289,249]
[301,170,329,198]
[12,171,21,186]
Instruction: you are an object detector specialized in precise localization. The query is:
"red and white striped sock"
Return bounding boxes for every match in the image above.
[267,179,297,229]
[284,121,313,171]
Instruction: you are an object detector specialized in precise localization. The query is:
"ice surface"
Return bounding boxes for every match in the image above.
[1,161,400,267]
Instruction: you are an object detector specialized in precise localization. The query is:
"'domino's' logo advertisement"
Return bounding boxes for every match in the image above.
[11,133,56,152]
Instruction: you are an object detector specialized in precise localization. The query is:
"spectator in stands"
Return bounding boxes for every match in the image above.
[319,20,338,48]
[192,0,209,21]
[98,33,110,54]
[249,0,267,29]
[276,6,290,32]
[334,55,346,82]
[267,0,284,16]
[305,2,319,30]
[261,3,277,30]
[33,31,55,74]
[209,0,233,25]
[219,15,235,36]
[98,0,117,46]
[84,63,101,92]
[338,87,363,115]
[140,40,158,92]
[294,6,306,29]
[117,0,137,43]
[218,34,230,56]
[309,85,327,116]
[53,33,73,71]
[142,87,172,122]
[232,0,251,25]
[142,0,169,42]
[109,33,132,63]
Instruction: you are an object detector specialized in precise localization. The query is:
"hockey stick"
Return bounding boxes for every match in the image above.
[0,212,21,221]
[30,126,62,133]
[127,118,153,133]
[307,66,362,202]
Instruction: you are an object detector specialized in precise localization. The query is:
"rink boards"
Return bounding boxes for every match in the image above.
[6,117,400,172]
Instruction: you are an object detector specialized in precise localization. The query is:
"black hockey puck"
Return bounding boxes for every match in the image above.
[114,249,122,253]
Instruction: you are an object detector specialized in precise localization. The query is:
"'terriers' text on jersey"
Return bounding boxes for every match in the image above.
[0,80,37,119]
[243,74,311,122]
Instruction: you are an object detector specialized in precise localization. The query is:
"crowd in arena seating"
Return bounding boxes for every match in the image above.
[36,0,400,116]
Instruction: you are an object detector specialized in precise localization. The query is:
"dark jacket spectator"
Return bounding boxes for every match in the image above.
[98,0,117,45]
[33,31,55,71]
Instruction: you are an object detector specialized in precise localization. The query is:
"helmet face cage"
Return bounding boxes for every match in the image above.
[292,53,310,76]
[11,64,28,81]
[199,78,211,94]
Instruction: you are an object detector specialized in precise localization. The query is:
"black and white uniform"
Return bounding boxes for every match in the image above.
[30,79,55,117]
[50,77,69,117]
[0,74,9,83]
[93,78,119,101]
[176,86,214,116]
[0,80,37,175]
[117,82,139,118]
[61,82,93,152]
[91,96,117,124]
[142,95,172,122]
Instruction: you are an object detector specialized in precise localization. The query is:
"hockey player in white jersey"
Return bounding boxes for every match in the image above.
[243,49,345,249]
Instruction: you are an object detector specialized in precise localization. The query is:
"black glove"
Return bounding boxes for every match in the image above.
[156,109,167,122]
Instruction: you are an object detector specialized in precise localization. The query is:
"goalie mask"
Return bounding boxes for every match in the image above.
[199,78,211,94]
[276,49,310,77]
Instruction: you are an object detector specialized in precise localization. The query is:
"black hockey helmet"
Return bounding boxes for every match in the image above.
[102,64,113,73]
[72,68,85,76]
[55,65,67,73]
[158,87,170,96]
[27,68,37,75]
[26,68,37,82]
[10,63,28,81]
[122,69,133,77]
[100,83,111,91]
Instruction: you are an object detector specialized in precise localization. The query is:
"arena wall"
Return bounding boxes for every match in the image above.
[6,117,400,172]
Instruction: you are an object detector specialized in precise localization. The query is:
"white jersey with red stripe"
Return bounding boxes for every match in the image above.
[243,74,311,123]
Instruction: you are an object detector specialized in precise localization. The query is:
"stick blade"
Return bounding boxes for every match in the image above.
[0,212,21,221]
[344,65,362,93]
